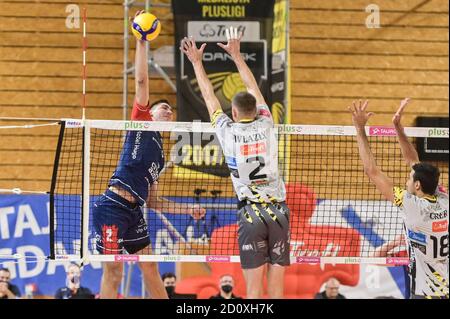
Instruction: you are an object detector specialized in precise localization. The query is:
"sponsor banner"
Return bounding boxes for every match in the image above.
[369,126,397,137]
[407,230,427,244]
[187,21,261,42]
[427,127,449,138]
[386,257,410,266]
[432,220,448,232]
[240,143,266,156]
[2,195,409,297]
[114,255,139,262]
[296,256,321,264]
[172,0,282,178]
[206,255,231,262]
[0,195,176,296]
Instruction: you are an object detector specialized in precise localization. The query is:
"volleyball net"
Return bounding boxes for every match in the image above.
[49,119,448,265]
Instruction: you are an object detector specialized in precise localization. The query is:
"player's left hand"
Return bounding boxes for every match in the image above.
[189,205,206,220]
[348,100,374,128]
[217,27,243,58]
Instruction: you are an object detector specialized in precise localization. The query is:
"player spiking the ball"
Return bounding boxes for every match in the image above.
[93,11,205,299]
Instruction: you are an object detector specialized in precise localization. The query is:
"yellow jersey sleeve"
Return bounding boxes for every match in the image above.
[211,109,224,128]
[393,187,406,207]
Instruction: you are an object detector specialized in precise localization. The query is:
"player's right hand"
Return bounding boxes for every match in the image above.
[180,37,207,65]
[348,100,374,129]
[392,98,410,127]
[217,27,243,59]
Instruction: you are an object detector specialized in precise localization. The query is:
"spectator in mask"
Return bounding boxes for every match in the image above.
[162,272,177,299]
[161,272,197,299]
[210,274,242,299]
[54,263,94,299]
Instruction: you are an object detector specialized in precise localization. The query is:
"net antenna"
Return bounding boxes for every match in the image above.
[82,8,87,120]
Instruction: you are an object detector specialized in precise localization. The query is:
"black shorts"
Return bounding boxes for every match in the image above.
[237,201,290,269]
[93,189,150,255]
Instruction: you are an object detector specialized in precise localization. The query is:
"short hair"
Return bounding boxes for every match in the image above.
[150,99,170,111]
[325,277,340,287]
[0,267,10,273]
[219,274,234,281]
[232,92,257,115]
[161,272,176,281]
[67,262,80,271]
[412,162,440,195]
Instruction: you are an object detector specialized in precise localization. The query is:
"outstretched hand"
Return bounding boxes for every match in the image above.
[217,27,243,58]
[392,98,410,127]
[347,100,374,128]
[180,37,207,65]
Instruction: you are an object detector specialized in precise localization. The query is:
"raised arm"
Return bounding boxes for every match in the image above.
[147,182,206,220]
[393,98,419,168]
[180,37,222,119]
[217,27,266,106]
[349,100,395,203]
[134,11,149,106]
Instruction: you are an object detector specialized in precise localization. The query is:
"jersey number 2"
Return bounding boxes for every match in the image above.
[246,156,267,181]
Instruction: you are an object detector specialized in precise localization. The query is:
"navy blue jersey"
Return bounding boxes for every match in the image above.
[109,130,164,206]
[109,131,164,206]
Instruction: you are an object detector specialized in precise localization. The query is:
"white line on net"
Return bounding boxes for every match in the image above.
[0,188,48,195]
[0,122,60,130]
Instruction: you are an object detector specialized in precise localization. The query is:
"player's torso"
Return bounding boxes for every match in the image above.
[404,192,449,297]
[218,118,285,202]
[111,130,164,202]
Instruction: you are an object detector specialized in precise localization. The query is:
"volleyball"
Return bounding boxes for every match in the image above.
[131,12,161,42]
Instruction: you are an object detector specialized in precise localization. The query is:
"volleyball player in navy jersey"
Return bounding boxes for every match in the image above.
[93,11,205,299]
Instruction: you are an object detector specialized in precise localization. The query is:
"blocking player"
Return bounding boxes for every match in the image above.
[93,11,205,299]
[349,98,449,299]
[181,27,290,299]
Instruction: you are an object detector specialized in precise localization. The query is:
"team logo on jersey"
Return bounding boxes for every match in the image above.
[408,230,427,244]
[101,225,120,254]
[432,220,448,232]
[240,143,266,156]
[410,241,427,254]
[225,156,237,168]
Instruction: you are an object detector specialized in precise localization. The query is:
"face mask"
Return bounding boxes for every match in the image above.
[165,286,175,296]
[66,275,80,288]
[221,284,233,294]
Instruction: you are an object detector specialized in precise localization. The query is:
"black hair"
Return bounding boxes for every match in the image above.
[0,267,10,273]
[161,272,176,281]
[412,162,440,195]
[232,92,257,116]
[150,99,170,111]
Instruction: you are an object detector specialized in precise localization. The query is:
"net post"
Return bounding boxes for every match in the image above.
[81,120,91,263]
[49,121,66,260]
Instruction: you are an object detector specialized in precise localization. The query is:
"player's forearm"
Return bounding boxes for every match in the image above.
[192,61,220,117]
[355,126,379,175]
[135,40,149,104]
[233,55,258,91]
[395,124,419,167]
[155,197,192,215]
